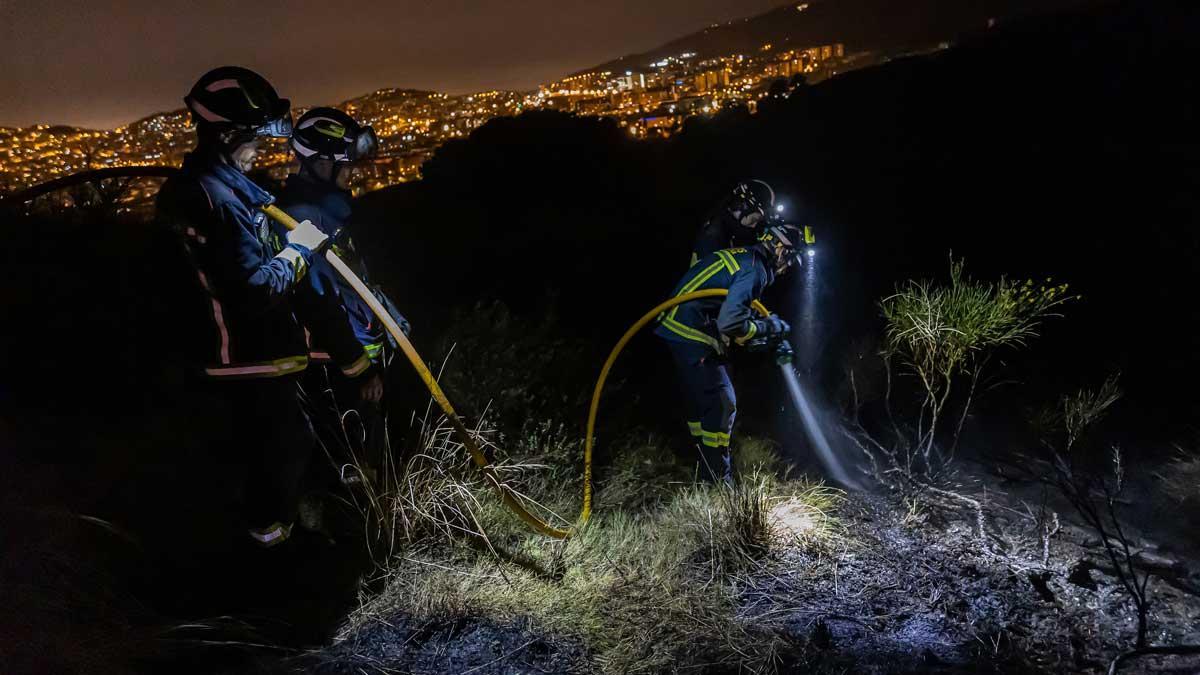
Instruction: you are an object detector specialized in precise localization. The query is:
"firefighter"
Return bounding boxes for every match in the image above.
[156,66,377,548]
[655,223,803,482]
[690,179,775,267]
[272,107,408,481]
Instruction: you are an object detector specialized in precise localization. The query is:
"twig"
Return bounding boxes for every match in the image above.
[1107,645,1200,675]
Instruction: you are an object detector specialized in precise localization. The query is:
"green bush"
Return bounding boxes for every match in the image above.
[867,258,1072,480]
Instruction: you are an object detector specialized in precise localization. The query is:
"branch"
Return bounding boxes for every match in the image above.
[1107,645,1200,675]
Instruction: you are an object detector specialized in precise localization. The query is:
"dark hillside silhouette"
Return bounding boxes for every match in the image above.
[587,0,1089,76]
[355,0,1200,435]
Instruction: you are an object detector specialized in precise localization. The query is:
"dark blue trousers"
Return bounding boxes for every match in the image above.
[666,340,736,481]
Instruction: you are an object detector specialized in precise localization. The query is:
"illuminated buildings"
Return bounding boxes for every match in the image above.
[1,41,861,196]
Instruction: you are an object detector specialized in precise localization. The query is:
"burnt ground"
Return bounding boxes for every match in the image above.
[295,463,1200,675]
[299,616,589,675]
[4,409,1197,674]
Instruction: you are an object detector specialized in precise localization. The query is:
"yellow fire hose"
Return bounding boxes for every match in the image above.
[579,292,771,526]
[263,204,570,538]
[265,204,770,538]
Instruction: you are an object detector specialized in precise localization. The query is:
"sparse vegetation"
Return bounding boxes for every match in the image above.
[1026,375,1161,648]
[1157,445,1200,508]
[847,259,1072,496]
[329,411,839,674]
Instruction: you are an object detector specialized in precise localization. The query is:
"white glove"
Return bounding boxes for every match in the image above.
[286,219,328,251]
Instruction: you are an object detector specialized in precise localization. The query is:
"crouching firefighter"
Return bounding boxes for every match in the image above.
[272,107,409,481]
[654,224,804,483]
[156,67,378,548]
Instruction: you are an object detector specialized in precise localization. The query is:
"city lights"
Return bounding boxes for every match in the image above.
[2,42,851,196]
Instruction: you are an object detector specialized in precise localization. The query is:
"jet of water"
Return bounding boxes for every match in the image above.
[778,363,861,490]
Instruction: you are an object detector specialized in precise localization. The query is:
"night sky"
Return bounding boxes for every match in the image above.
[0,0,783,129]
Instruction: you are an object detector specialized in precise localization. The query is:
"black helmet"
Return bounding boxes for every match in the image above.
[292,107,379,162]
[759,223,804,270]
[184,66,292,138]
[729,179,775,218]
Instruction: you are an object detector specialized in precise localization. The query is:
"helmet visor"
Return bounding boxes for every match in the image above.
[254,112,293,139]
[350,126,379,161]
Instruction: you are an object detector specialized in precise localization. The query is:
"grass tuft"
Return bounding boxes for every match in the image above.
[339,428,840,674]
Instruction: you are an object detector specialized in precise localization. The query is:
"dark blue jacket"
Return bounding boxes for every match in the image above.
[273,174,403,363]
[156,149,371,379]
[655,245,776,354]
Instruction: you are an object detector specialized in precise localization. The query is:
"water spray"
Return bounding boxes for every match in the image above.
[777,362,861,490]
[745,330,860,490]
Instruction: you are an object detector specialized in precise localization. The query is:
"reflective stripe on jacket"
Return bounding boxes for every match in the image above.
[654,246,775,353]
[156,149,370,379]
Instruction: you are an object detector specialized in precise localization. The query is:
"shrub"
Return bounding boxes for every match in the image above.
[1157,446,1200,507]
[850,258,1072,486]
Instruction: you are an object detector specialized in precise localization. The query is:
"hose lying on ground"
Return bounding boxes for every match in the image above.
[264,204,571,538]
[269,205,770,538]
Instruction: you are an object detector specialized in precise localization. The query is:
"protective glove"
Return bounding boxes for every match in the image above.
[759,314,791,337]
[286,219,329,253]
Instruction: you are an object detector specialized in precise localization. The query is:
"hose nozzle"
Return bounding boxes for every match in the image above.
[775,339,795,366]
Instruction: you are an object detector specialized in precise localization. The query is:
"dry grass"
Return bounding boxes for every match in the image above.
[1157,445,1200,506]
[337,423,840,674]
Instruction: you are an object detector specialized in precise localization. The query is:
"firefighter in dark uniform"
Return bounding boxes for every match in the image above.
[690,179,775,267]
[272,107,409,480]
[156,67,377,548]
[655,224,804,482]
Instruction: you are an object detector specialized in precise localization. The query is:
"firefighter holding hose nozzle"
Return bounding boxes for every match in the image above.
[655,224,805,483]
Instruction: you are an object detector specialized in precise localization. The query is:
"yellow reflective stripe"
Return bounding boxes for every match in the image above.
[717,250,740,273]
[666,258,728,322]
[687,421,703,437]
[341,352,372,377]
[661,316,721,350]
[689,252,699,268]
[734,320,758,346]
[699,430,731,448]
[659,253,738,342]
[248,522,293,547]
[205,355,309,379]
[364,343,383,359]
[680,259,726,295]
